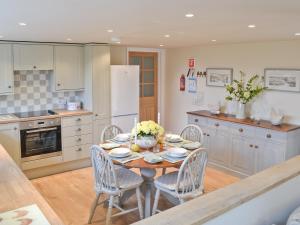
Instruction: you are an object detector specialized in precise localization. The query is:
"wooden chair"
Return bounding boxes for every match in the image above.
[88,145,144,225]
[152,149,208,215]
[180,124,204,144]
[101,125,123,143]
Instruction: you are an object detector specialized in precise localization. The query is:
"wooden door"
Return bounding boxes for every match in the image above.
[129,52,158,122]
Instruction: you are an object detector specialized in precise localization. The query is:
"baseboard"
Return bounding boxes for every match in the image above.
[208,162,248,179]
[24,158,91,179]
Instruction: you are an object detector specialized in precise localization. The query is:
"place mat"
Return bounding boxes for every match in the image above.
[0,204,50,225]
[109,152,143,164]
[165,139,191,148]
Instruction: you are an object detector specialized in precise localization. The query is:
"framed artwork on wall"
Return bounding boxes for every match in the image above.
[264,68,300,92]
[206,68,233,87]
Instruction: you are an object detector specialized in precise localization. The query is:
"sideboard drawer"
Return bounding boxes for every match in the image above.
[207,119,229,132]
[188,115,207,126]
[255,128,287,143]
[231,123,255,138]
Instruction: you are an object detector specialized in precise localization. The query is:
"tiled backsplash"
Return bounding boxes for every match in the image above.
[0,70,84,114]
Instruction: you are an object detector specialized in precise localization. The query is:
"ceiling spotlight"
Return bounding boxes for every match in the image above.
[185,13,194,18]
[18,22,27,26]
[295,33,300,36]
[248,24,256,28]
[159,44,164,47]
[211,39,217,42]
[164,34,170,38]
[107,29,113,33]
[66,38,72,41]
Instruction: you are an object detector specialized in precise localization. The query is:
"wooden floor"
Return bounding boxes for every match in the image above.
[31,167,239,225]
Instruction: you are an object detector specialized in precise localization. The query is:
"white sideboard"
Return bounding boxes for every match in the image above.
[188,111,300,177]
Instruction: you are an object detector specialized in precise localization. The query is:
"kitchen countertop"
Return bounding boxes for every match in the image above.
[0,144,64,224]
[187,110,300,132]
[0,109,93,124]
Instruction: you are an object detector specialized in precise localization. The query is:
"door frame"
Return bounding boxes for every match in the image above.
[127,47,165,125]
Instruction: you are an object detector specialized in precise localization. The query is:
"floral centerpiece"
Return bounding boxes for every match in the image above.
[225,71,266,119]
[132,120,164,149]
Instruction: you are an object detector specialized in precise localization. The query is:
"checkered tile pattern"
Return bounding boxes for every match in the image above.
[0,70,84,114]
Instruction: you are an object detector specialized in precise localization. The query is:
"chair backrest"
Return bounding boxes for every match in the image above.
[180,124,204,144]
[90,145,118,193]
[176,149,208,198]
[101,125,123,143]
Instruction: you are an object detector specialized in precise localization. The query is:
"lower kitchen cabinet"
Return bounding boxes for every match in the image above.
[188,111,300,177]
[0,123,20,165]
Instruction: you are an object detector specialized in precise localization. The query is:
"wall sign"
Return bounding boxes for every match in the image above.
[188,76,197,93]
[188,58,195,68]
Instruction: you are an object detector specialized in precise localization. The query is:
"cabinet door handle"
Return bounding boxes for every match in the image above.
[95,114,98,117]
[33,65,37,69]
[254,145,258,149]
[77,138,82,142]
[76,118,81,121]
[76,148,82,151]
[249,144,253,148]
[215,123,219,127]
[207,134,210,137]
[14,127,17,130]
[77,128,82,131]
[8,85,12,89]
[239,128,243,132]
[57,83,61,86]
[266,134,272,139]
[194,119,199,123]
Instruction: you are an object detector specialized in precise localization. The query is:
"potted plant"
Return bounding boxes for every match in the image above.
[132,120,164,149]
[225,71,266,119]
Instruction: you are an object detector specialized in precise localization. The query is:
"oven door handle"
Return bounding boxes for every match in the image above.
[26,127,58,134]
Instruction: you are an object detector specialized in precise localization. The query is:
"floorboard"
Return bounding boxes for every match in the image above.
[31,167,239,225]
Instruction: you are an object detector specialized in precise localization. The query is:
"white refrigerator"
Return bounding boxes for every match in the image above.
[111,65,139,132]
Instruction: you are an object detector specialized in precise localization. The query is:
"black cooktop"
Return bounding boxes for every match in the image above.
[14,110,57,118]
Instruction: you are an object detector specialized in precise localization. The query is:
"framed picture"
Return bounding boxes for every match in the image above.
[206,68,233,87]
[264,69,300,92]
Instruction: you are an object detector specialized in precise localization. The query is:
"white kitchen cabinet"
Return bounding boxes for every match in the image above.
[13,44,53,70]
[188,111,300,177]
[54,45,84,91]
[0,123,20,165]
[230,136,255,175]
[0,44,14,95]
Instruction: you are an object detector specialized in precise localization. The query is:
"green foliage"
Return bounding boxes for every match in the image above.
[225,71,266,104]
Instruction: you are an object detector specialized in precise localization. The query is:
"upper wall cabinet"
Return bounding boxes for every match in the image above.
[13,44,54,70]
[0,44,14,95]
[54,45,84,91]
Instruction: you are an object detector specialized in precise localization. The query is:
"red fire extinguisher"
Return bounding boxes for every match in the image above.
[180,74,185,91]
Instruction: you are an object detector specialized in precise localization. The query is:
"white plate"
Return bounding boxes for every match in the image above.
[165,134,182,143]
[167,147,188,157]
[182,142,201,150]
[144,155,163,164]
[99,143,121,150]
[109,148,131,158]
[115,133,131,142]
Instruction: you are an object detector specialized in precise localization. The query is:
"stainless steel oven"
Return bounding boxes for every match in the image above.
[20,118,62,162]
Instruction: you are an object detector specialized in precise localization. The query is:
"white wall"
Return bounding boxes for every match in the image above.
[164,40,300,133]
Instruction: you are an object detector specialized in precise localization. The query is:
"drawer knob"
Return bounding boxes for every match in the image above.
[57,83,61,86]
[203,132,206,135]
[194,119,199,123]
[77,148,82,151]
[77,128,82,131]
[14,127,17,130]
[207,134,210,137]
[239,128,243,132]
[254,145,258,149]
[249,144,253,148]
[77,138,82,142]
[95,114,98,117]
[266,134,272,139]
[76,118,81,121]
[215,123,219,127]
[8,85,12,89]
[33,65,37,69]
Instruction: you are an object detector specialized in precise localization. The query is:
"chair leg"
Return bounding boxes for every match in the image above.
[106,195,114,225]
[136,187,143,219]
[88,193,101,224]
[152,189,160,216]
[162,168,166,175]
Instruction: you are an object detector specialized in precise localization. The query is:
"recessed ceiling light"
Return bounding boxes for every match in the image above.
[248,24,256,28]
[18,22,27,26]
[159,44,164,47]
[185,13,194,18]
[295,33,300,36]
[107,29,113,33]
[164,34,170,38]
[211,39,217,42]
[66,38,72,41]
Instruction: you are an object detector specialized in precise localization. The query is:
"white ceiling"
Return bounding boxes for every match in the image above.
[0,0,300,48]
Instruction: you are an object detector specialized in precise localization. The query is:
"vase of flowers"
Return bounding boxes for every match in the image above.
[225,71,266,119]
[132,120,164,149]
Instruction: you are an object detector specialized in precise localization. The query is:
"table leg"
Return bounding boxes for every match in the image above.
[140,168,156,218]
